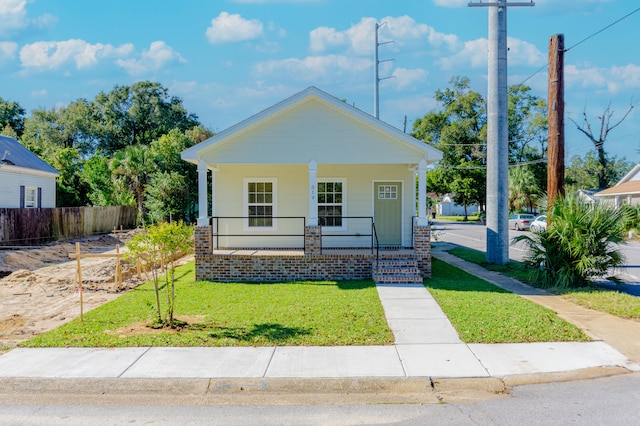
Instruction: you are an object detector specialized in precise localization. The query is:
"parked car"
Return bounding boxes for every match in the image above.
[530,215,547,232]
[508,213,535,231]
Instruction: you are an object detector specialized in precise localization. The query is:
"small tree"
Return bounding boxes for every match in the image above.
[125,221,194,328]
[513,194,625,288]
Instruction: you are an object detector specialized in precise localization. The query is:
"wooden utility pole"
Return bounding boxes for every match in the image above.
[547,34,565,213]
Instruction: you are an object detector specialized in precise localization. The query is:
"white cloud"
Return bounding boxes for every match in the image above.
[30,89,47,97]
[116,41,186,76]
[565,64,640,93]
[0,42,18,62]
[432,0,469,7]
[0,0,56,36]
[310,16,458,56]
[20,39,134,71]
[391,67,429,90]
[254,55,371,83]
[0,0,28,34]
[205,12,263,44]
[437,36,545,69]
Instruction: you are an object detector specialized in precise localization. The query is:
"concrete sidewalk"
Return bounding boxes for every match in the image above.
[0,273,638,381]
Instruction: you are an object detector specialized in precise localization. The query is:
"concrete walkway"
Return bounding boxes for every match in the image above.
[1,259,638,380]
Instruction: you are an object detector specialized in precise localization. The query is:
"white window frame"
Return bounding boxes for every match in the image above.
[317,178,346,231]
[24,186,37,208]
[243,178,277,231]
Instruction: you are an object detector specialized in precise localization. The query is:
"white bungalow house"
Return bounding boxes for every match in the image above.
[594,163,640,208]
[181,87,442,283]
[0,136,59,208]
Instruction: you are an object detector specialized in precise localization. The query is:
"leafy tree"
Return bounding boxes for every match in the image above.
[145,171,188,223]
[413,76,487,208]
[0,97,25,137]
[569,102,635,190]
[513,193,625,288]
[21,100,96,157]
[414,77,548,211]
[91,81,199,154]
[81,153,134,206]
[565,150,633,191]
[125,222,193,328]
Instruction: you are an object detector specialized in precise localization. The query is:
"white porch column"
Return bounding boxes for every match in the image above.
[417,159,428,226]
[197,159,208,226]
[210,166,218,217]
[308,160,318,226]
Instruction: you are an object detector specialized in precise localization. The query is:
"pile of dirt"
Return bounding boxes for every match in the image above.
[0,230,158,350]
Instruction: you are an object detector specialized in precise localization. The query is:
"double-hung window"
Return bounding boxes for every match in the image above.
[318,180,345,229]
[24,187,37,208]
[245,179,276,229]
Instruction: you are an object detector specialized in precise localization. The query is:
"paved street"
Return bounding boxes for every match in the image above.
[433,219,640,296]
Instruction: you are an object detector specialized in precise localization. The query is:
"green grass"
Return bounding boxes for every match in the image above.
[447,247,531,283]
[22,261,394,348]
[436,215,481,222]
[425,259,590,343]
[446,246,640,321]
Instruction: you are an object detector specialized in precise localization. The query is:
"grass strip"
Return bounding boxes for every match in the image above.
[446,246,640,321]
[22,261,394,348]
[425,258,590,343]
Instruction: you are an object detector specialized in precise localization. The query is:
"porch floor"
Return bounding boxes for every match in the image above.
[210,248,417,257]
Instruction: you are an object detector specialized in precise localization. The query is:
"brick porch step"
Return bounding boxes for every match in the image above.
[373,258,423,285]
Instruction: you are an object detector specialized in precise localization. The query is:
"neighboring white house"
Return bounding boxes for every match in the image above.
[0,136,59,208]
[437,193,480,216]
[181,87,443,282]
[594,163,640,208]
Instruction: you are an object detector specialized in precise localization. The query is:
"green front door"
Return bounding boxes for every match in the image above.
[374,182,402,246]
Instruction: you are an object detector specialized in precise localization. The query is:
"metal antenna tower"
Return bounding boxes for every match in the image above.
[468,1,534,265]
[374,22,394,119]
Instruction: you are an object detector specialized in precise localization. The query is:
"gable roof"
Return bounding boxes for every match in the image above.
[595,180,640,197]
[0,136,59,176]
[182,86,442,165]
[594,163,640,197]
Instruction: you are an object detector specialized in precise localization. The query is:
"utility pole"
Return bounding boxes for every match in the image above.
[374,22,394,119]
[469,0,534,265]
[547,34,565,214]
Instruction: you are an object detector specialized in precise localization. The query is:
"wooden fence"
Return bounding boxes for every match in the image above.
[0,206,137,246]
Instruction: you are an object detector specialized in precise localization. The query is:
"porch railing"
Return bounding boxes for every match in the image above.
[320,216,377,255]
[209,216,379,255]
[210,216,306,251]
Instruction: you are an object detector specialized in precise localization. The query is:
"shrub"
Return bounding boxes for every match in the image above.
[512,194,625,288]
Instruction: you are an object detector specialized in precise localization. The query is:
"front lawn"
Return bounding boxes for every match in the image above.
[22,261,394,347]
[447,246,640,321]
[425,258,590,343]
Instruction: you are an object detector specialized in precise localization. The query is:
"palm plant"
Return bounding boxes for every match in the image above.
[508,166,540,212]
[512,194,625,288]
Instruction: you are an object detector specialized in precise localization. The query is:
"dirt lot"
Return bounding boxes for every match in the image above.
[0,230,159,351]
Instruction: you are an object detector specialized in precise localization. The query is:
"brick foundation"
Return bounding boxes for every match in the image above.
[196,253,374,282]
[195,226,212,255]
[304,225,322,255]
[413,224,432,278]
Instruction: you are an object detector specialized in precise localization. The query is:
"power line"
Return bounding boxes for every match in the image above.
[565,7,640,52]
[516,6,640,86]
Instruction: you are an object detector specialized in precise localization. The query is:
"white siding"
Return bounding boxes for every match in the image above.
[213,164,415,248]
[0,169,56,208]
[201,100,427,165]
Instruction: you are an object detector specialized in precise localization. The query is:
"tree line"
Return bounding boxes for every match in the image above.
[0,81,212,224]
[1,77,633,224]
[411,76,633,215]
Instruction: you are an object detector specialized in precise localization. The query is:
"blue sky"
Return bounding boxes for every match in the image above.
[1,0,639,164]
